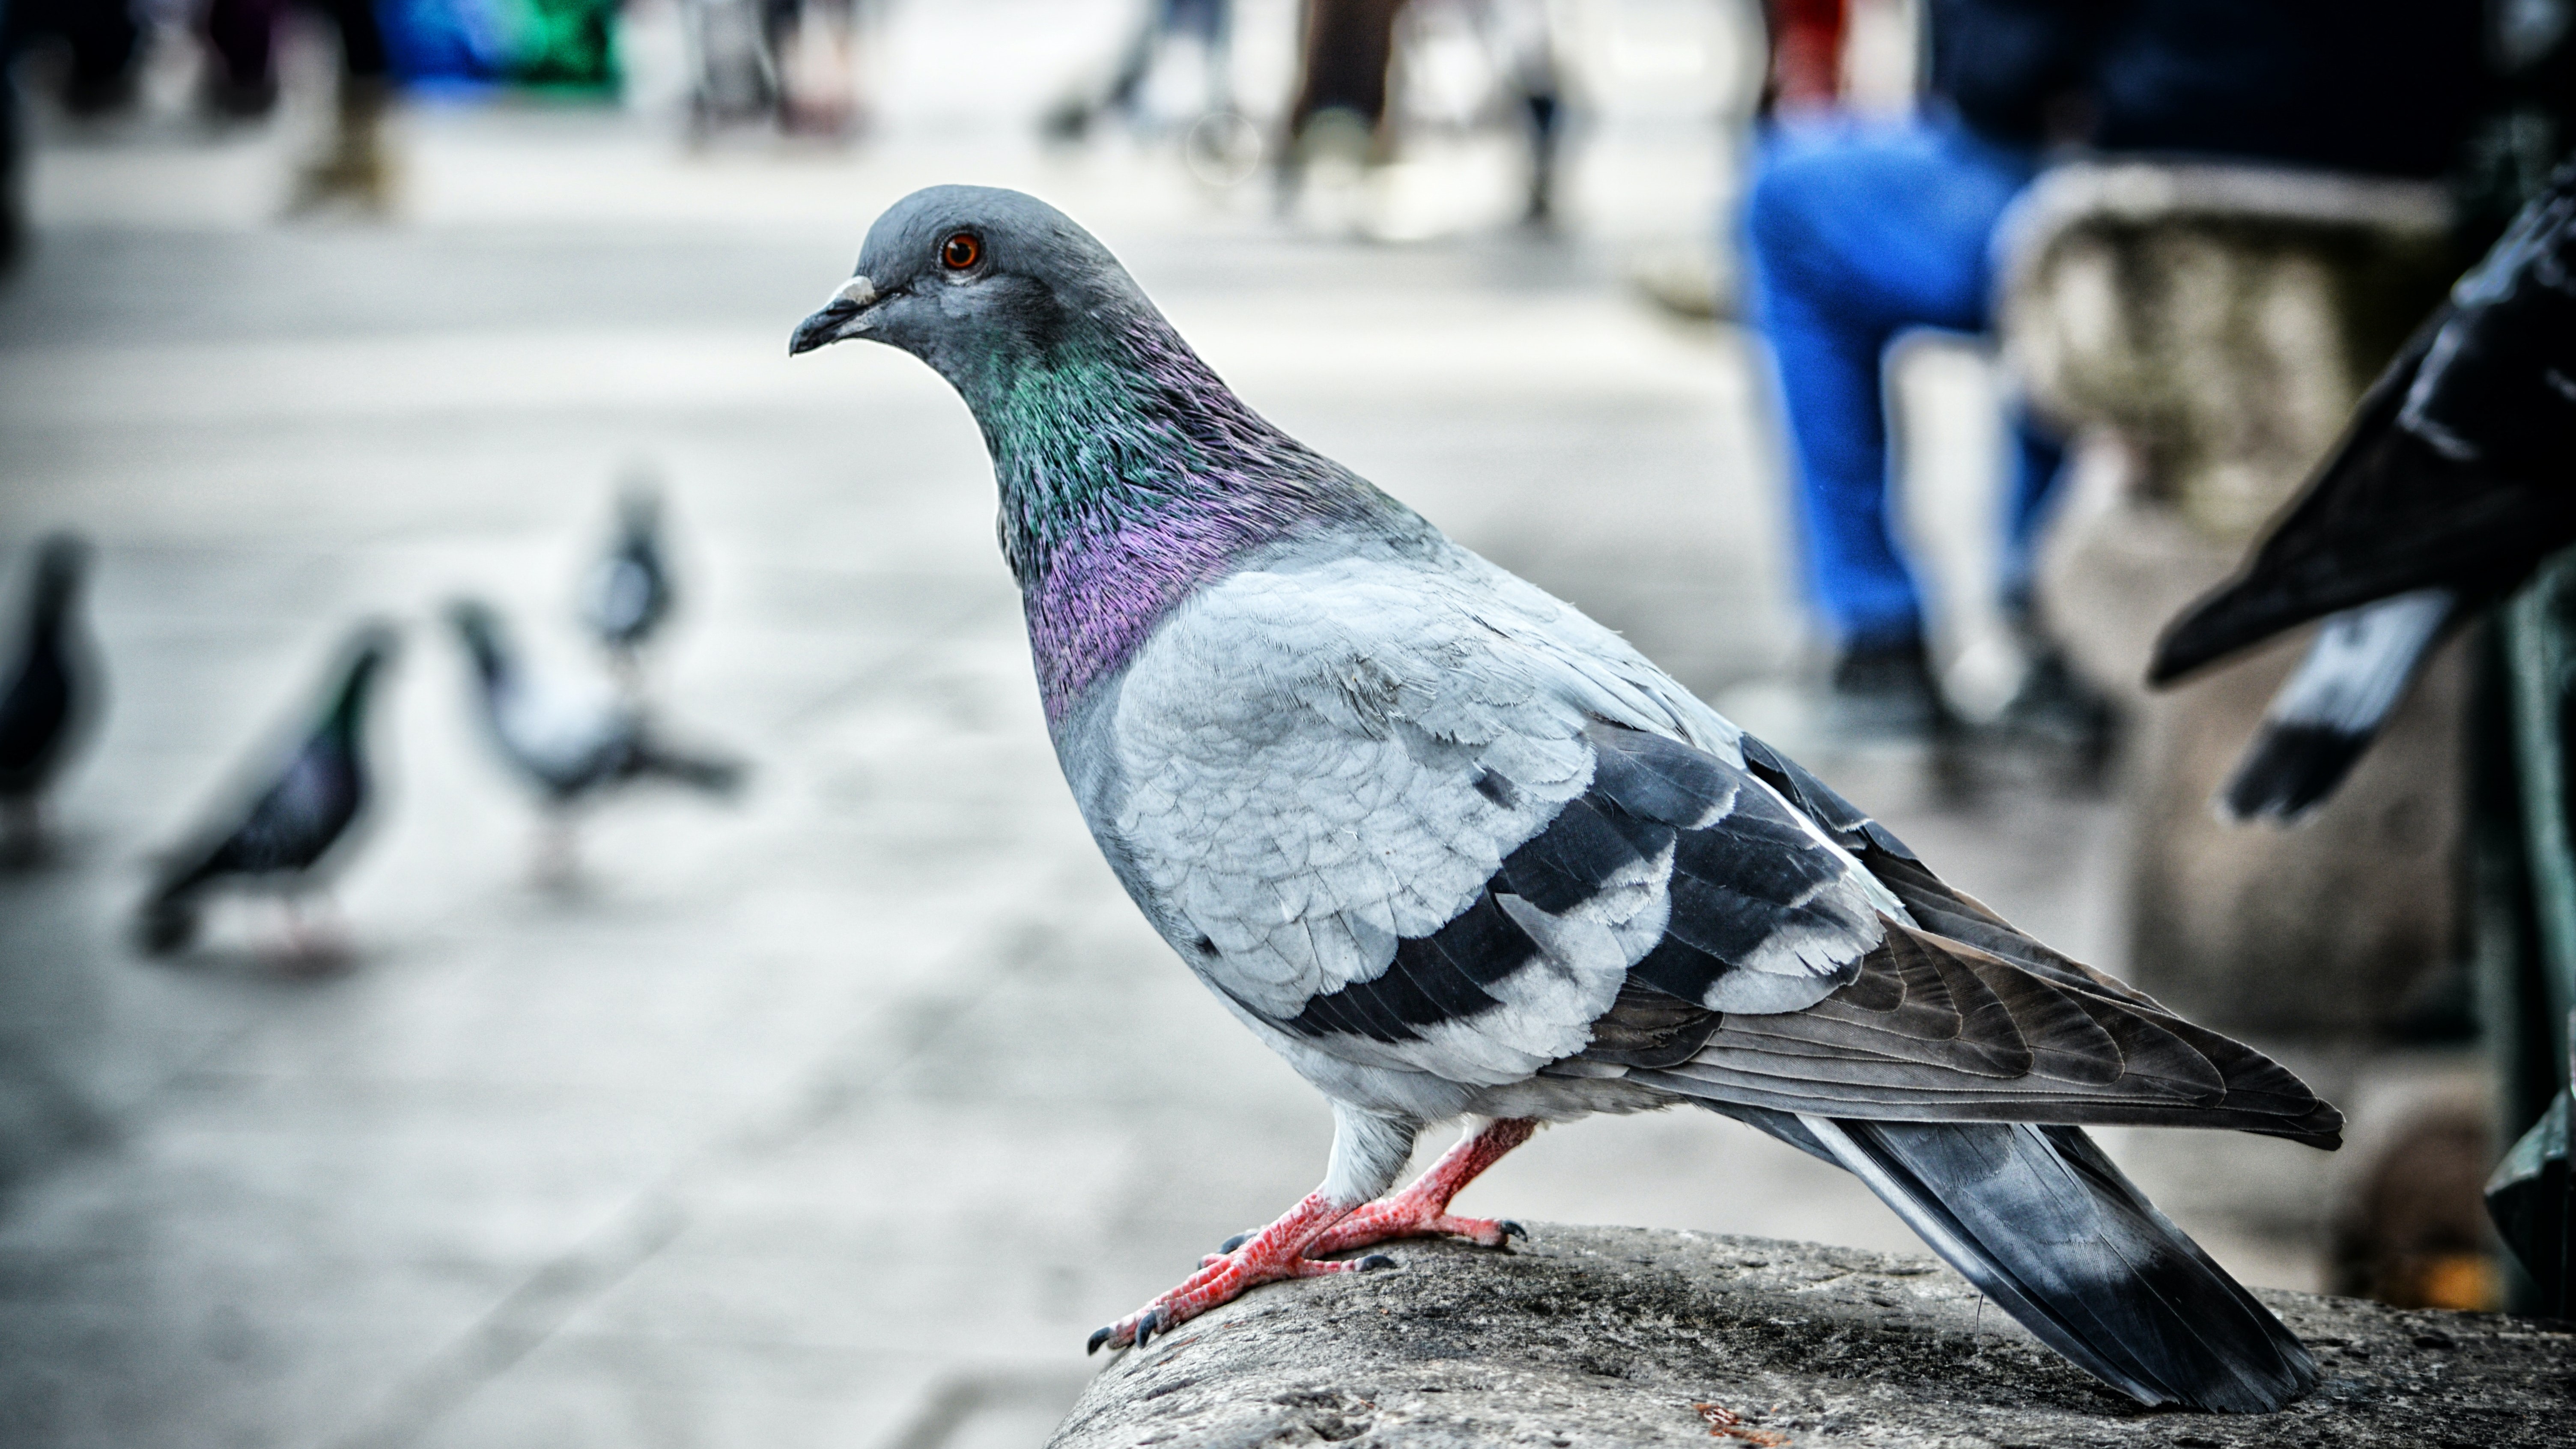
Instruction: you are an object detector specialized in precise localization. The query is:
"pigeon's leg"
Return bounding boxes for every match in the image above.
[1298,1116,1535,1255]
[1091,1104,1418,1354]
[276,892,353,975]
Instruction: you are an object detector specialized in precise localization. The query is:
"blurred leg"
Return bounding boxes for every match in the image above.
[57,0,141,113]
[1098,1,1160,117]
[1286,0,1402,136]
[286,0,395,212]
[1744,119,2041,647]
[201,0,287,113]
[1750,237,1915,644]
[310,0,389,80]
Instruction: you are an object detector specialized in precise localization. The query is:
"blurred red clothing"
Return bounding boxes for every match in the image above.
[1766,0,1848,114]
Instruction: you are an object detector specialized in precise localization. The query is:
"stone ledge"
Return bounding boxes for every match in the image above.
[1049,1224,2570,1449]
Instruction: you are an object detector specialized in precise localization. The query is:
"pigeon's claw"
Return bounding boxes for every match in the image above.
[1089,1191,1384,1353]
[1303,1117,1539,1257]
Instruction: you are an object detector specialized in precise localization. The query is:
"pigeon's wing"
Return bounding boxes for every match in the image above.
[1593,734,2343,1147]
[156,736,357,891]
[2152,170,2576,683]
[1091,544,1896,1089]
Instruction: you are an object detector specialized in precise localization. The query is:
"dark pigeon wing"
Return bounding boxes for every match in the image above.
[1631,921,2340,1144]
[159,736,365,897]
[1578,733,2340,1148]
[2152,167,2576,683]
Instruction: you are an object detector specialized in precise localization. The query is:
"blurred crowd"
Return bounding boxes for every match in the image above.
[7,0,2576,1351]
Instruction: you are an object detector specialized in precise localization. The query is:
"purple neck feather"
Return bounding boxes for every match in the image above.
[980,317,1390,723]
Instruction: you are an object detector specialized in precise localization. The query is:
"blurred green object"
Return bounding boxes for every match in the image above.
[2475,549,2576,1314]
[508,0,619,92]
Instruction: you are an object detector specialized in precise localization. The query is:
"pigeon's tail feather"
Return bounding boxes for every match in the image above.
[2219,588,2455,826]
[631,742,745,797]
[2219,726,2368,825]
[1815,1115,2315,1411]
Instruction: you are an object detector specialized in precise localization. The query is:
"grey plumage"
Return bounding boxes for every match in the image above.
[448,598,741,810]
[581,481,674,661]
[795,185,2339,1411]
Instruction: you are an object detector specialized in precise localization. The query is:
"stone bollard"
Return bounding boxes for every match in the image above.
[1048,1224,2570,1448]
[1998,162,2464,1036]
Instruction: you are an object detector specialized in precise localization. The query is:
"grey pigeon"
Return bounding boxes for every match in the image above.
[138,623,397,958]
[580,480,674,671]
[0,534,102,855]
[2153,162,2576,823]
[448,599,740,874]
[793,186,2342,1412]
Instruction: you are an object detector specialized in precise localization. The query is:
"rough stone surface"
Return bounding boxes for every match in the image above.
[1051,1224,2573,1449]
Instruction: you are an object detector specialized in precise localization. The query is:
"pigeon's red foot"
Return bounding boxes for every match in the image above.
[1089,1192,1388,1353]
[1305,1116,1537,1257]
[1106,1118,1544,1354]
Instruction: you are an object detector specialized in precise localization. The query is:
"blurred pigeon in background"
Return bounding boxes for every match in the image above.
[137,623,399,963]
[2152,163,2576,823]
[792,187,2341,1412]
[580,477,674,689]
[0,534,103,861]
[448,598,741,880]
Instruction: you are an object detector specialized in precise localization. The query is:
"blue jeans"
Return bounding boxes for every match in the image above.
[1744,116,2065,648]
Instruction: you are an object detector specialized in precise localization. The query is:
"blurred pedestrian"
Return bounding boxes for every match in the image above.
[201,0,398,211]
[1743,0,2487,738]
[1277,0,1561,223]
[1044,0,1234,144]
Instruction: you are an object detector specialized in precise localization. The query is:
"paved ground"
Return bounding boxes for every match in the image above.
[0,4,2456,1447]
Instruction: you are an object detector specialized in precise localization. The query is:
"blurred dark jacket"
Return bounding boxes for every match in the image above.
[1926,0,2487,179]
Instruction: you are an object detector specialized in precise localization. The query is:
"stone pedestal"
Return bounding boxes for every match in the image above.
[1049,1224,2571,1448]
[2000,163,2464,1035]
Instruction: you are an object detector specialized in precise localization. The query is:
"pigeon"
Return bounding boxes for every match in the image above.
[2150,163,2576,823]
[791,187,2341,1412]
[138,623,398,958]
[0,534,102,855]
[580,479,674,676]
[447,599,740,874]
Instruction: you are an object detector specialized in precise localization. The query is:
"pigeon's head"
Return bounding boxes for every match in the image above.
[789,186,1146,394]
[328,620,401,726]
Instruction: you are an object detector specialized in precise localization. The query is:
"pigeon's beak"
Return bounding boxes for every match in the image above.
[790,274,882,356]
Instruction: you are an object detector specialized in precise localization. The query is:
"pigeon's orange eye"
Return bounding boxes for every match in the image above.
[941,233,981,270]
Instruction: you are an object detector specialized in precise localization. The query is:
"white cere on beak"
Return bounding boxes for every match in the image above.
[831,275,878,309]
